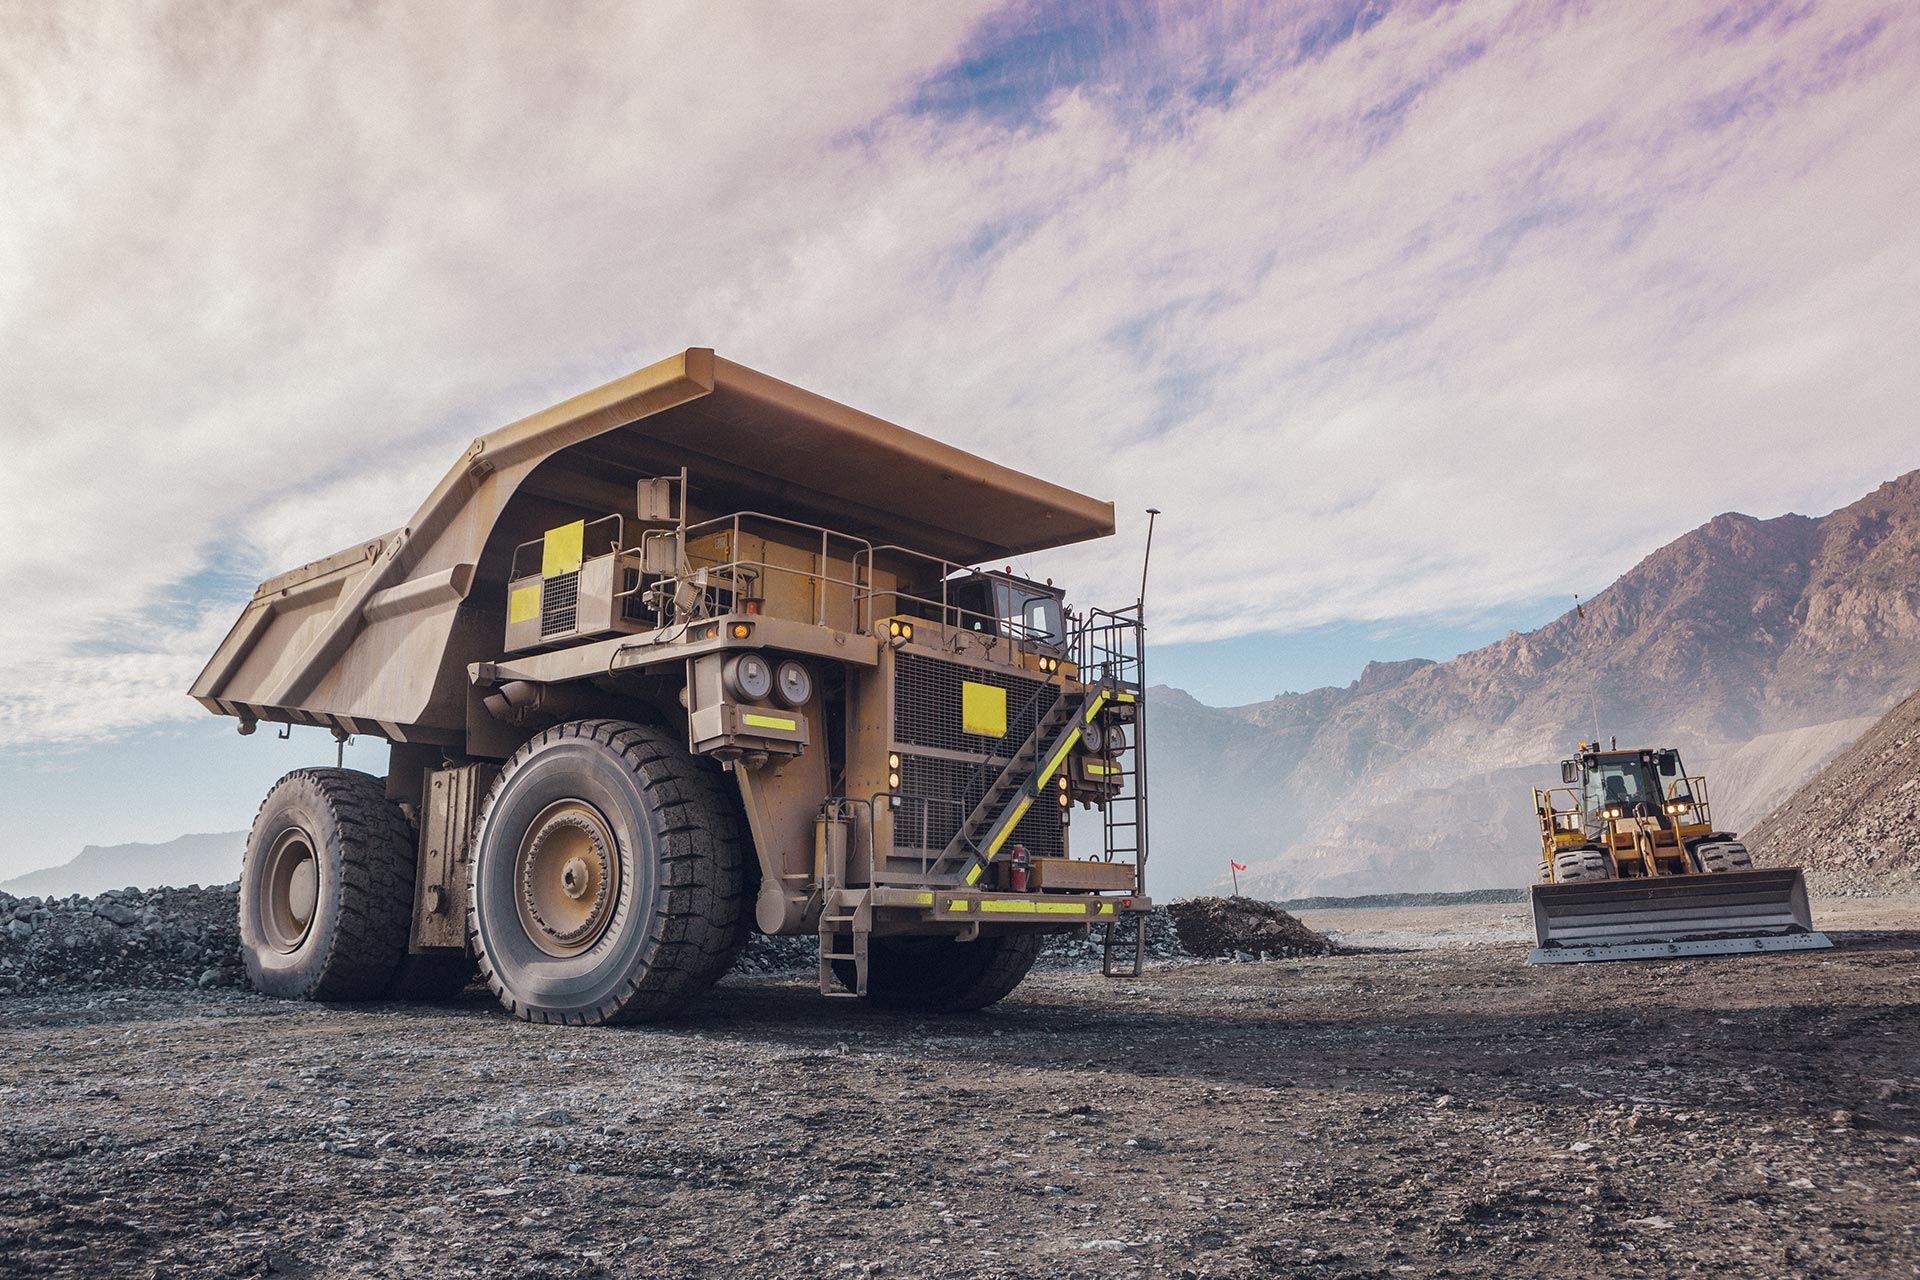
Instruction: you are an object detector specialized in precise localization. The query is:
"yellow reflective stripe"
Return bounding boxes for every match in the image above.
[986,796,1034,855]
[507,583,541,624]
[541,520,586,577]
[964,862,985,885]
[977,899,1090,916]
[1085,762,1117,776]
[1082,691,1110,723]
[1096,903,1115,916]
[909,892,933,906]
[1115,691,1136,703]
[742,713,797,731]
[946,899,971,912]
[1034,729,1082,790]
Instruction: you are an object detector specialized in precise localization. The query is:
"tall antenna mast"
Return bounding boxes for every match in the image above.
[1138,508,1161,616]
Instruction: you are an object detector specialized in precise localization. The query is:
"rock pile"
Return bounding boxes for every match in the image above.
[1,889,1218,998]
[1165,895,1336,959]
[0,883,244,995]
[1750,685,1920,895]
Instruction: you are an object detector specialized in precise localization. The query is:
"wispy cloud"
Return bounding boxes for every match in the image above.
[2,0,1916,746]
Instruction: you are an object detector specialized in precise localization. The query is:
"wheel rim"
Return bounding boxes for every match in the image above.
[260,827,319,953]
[514,799,621,957]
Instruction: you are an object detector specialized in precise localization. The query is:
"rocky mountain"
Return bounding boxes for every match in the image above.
[0,831,246,898]
[1148,470,1920,898]
[1749,685,1920,897]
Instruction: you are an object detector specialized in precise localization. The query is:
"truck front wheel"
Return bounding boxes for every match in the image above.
[836,932,1043,1012]
[467,720,750,1025]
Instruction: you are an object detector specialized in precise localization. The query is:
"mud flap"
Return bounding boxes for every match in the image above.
[1528,868,1831,964]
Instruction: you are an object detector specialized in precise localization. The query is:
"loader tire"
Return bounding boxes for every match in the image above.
[1552,847,1613,884]
[833,932,1043,1013]
[238,768,416,1001]
[468,719,751,1025]
[1693,841,1753,874]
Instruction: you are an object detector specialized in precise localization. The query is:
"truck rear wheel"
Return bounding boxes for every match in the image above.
[835,932,1042,1013]
[467,719,750,1025]
[238,768,416,1000]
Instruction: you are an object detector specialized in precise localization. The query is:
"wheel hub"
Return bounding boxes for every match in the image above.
[515,801,619,956]
[259,827,319,953]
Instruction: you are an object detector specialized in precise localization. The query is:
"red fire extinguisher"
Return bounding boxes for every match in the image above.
[1008,844,1031,892]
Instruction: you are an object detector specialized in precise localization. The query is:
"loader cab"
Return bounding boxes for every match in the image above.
[1577,748,1686,827]
[1574,752,1681,821]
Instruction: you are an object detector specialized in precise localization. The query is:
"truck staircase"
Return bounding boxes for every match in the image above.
[942,677,1123,888]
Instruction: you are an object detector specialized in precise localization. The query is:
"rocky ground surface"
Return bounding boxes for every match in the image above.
[1752,685,1920,896]
[2,900,1917,1279]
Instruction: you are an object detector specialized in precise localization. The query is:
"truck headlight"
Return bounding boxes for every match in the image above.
[773,659,813,708]
[722,653,773,701]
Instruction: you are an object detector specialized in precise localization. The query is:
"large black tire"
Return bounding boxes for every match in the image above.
[238,768,416,1001]
[1692,839,1753,873]
[834,932,1042,1013]
[1552,847,1614,884]
[386,953,476,1000]
[467,719,751,1025]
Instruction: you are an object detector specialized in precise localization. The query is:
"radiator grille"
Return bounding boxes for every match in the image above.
[893,652,1057,755]
[893,754,1065,859]
[540,571,579,636]
[890,653,1065,860]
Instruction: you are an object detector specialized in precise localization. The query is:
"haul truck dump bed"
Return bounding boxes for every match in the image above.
[195,349,1154,1023]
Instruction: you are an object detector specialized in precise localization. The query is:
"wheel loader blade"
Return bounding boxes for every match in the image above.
[1527,868,1830,964]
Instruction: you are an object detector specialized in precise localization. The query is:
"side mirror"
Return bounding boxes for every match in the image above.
[1560,760,1577,785]
[1656,751,1678,776]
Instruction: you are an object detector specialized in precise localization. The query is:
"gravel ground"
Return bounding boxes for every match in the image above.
[2,903,1916,1279]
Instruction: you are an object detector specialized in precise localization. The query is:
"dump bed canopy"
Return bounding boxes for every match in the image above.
[192,348,1115,743]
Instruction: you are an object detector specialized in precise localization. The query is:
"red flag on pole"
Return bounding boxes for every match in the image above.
[1230,861,1247,871]
[1229,860,1246,896]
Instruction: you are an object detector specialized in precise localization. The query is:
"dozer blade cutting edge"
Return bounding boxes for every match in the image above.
[1528,867,1832,964]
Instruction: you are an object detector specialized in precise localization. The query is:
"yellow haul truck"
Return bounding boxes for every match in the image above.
[1528,743,1828,963]
[192,349,1152,1023]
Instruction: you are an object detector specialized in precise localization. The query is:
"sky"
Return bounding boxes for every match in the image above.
[2,0,1918,878]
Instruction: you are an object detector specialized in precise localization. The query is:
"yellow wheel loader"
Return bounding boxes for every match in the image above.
[1528,744,1829,963]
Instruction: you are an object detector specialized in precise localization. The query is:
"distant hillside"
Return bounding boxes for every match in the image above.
[1749,685,1920,896]
[1148,471,1920,897]
[0,832,246,898]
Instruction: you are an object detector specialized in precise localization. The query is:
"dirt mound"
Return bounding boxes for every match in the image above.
[0,884,244,995]
[1165,896,1335,958]
[1749,685,1920,895]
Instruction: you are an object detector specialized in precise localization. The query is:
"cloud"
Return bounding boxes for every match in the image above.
[2,0,1917,746]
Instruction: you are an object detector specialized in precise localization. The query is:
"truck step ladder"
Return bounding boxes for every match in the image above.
[817,889,873,997]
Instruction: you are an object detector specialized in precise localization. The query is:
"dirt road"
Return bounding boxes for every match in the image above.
[3,904,1917,1278]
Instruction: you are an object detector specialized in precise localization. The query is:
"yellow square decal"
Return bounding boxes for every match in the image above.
[962,681,1007,738]
[508,583,542,624]
[542,519,586,577]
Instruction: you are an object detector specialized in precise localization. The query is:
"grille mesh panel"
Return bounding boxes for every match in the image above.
[893,652,1057,755]
[890,653,1065,859]
[540,572,579,636]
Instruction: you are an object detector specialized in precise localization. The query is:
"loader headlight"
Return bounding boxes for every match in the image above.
[1603,806,1622,820]
[1664,802,1683,815]
[888,771,901,790]
[888,752,901,769]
